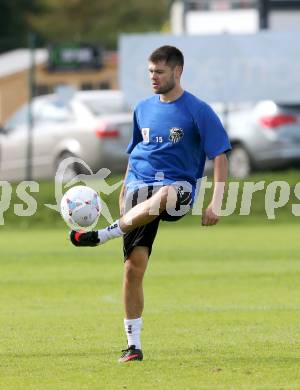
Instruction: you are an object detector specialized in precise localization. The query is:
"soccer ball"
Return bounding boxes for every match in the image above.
[60,185,101,231]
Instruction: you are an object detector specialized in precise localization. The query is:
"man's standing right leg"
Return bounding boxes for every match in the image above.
[119,246,149,363]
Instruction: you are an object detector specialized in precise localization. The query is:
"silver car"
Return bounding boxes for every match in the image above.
[215,101,300,178]
[0,90,132,181]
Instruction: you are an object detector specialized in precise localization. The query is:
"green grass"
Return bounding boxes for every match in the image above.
[1,223,300,389]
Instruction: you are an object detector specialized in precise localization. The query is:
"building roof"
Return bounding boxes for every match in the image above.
[0,49,48,78]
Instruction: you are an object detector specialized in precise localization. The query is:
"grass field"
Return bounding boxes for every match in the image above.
[1,222,300,389]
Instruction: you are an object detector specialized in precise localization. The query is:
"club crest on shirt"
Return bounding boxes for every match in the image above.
[141,128,150,143]
[169,127,184,143]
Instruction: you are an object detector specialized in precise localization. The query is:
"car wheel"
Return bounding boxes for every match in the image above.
[229,145,252,178]
[55,152,80,183]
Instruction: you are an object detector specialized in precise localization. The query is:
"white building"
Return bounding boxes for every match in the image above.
[171,0,300,34]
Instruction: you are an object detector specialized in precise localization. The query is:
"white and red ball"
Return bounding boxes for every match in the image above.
[60,185,101,230]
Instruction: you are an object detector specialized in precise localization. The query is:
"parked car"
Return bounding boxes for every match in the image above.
[214,100,300,178]
[2,91,299,182]
[0,90,132,181]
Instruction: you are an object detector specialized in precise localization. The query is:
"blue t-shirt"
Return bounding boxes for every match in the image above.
[125,91,231,192]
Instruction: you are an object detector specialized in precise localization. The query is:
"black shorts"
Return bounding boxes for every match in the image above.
[123,185,192,260]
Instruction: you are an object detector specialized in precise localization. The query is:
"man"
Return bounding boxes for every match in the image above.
[70,46,231,362]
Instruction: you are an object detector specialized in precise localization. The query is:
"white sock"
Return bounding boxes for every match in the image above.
[124,317,142,350]
[97,220,124,244]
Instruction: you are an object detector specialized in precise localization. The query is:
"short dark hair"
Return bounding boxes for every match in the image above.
[149,45,184,68]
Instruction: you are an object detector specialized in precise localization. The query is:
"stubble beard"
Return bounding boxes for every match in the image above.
[154,78,176,95]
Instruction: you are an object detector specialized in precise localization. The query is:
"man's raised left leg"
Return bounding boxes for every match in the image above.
[70,185,176,247]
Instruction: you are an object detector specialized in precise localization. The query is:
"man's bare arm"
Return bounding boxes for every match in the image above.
[202,153,228,226]
[119,163,129,216]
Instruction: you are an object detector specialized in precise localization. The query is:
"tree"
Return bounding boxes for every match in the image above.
[27,0,171,49]
[0,0,42,53]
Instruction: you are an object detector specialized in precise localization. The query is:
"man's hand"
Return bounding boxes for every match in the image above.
[202,203,220,226]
